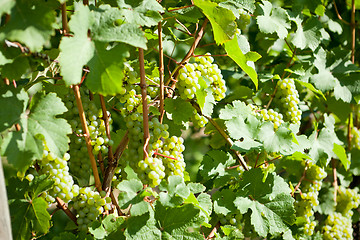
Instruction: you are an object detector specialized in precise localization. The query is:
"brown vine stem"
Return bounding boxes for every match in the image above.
[332,159,338,202]
[351,0,356,63]
[55,197,77,224]
[139,48,150,159]
[206,221,220,239]
[102,131,129,192]
[165,18,209,88]
[158,22,165,123]
[99,95,114,162]
[291,161,308,197]
[72,85,102,192]
[61,3,69,34]
[168,4,194,12]
[333,0,350,25]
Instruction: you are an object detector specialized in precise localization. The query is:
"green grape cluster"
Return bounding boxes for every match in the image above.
[236,9,251,30]
[295,163,327,236]
[322,212,353,240]
[194,55,227,101]
[71,187,110,232]
[259,109,284,129]
[249,104,284,129]
[275,78,302,124]
[336,186,360,216]
[351,127,360,149]
[63,89,111,183]
[116,72,186,187]
[191,109,208,128]
[39,145,80,205]
[219,213,243,229]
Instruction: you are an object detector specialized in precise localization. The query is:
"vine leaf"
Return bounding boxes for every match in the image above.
[199,150,237,187]
[0,86,28,132]
[0,0,57,51]
[218,0,256,15]
[0,0,15,16]
[59,3,95,86]
[164,98,194,125]
[7,176,52,240]
[90,5,147,49]
[116,0,164,27]
[290,15,322,51]
[155,202,204,239]
[258,122,294,154]
[85,41,129,96]
[224,35,259,89]
[234,168,296,238]
[124,211,161,240]
[333,143,350,170]
[194,0,237,45]
[117,179,152,216]
[256,1,290,39]
[1,92,71,174]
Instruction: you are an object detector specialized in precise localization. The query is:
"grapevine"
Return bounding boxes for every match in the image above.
[0,1,359,239]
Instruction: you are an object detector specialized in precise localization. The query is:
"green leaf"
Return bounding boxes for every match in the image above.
[256,1,290,39]
[199,150,236,185]
[155,202,204,238]
[59,3,95,86]
[294,79,326,100]
[0,0,15,17]
[116,0,164,27]
[1,92,71,173]
[234,168,295,237]
[334,82,352,103]
[213,189,238,216]
[0,0,57,51]
[85,42,129,95]
[258,122,294,154]
[10,197,51,239]
[194,0,237,45]
[117,179,152,216]
[1,56,31,80]
[218,0,256,15]
[124,212,161,240]
[333,143,350,170]
[290,15,322,51]
[0,86,28,132]
[164,98,194,125]
[90,5,147,49]
[224,35,259,89]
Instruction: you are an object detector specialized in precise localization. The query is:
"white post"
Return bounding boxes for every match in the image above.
[0,159,12,240]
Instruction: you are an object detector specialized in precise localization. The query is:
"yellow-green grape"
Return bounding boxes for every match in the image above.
[178,63,201,100]
[191,110,208,128]
[72,187,107,232]
[259,109,284,129]
[63,88,111,183]
[39,144,79,205]
[194,54,227,101]
[276,78,302,124]
[336,186,360,217]
[351,127,360,149]
[322,212,353,240]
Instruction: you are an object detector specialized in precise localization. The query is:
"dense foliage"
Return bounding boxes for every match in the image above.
[1,0,360,239]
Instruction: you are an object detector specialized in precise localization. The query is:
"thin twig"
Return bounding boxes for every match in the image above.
[206,222,221,239]
[110,191,122,216]
[333,0,350,25]
[102,131,129,192]
[291,161,309,197]
[351,0,356,63]
[165,18,209,88]
[55,197,77,224]
[99,95,114,163]
[175,18,193,36]
[168,5,194,12]
[332,159,338,202]
[72,85,102,192]
[61,3,69,33]
[158,22,165,123]
[139,48,150,159]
